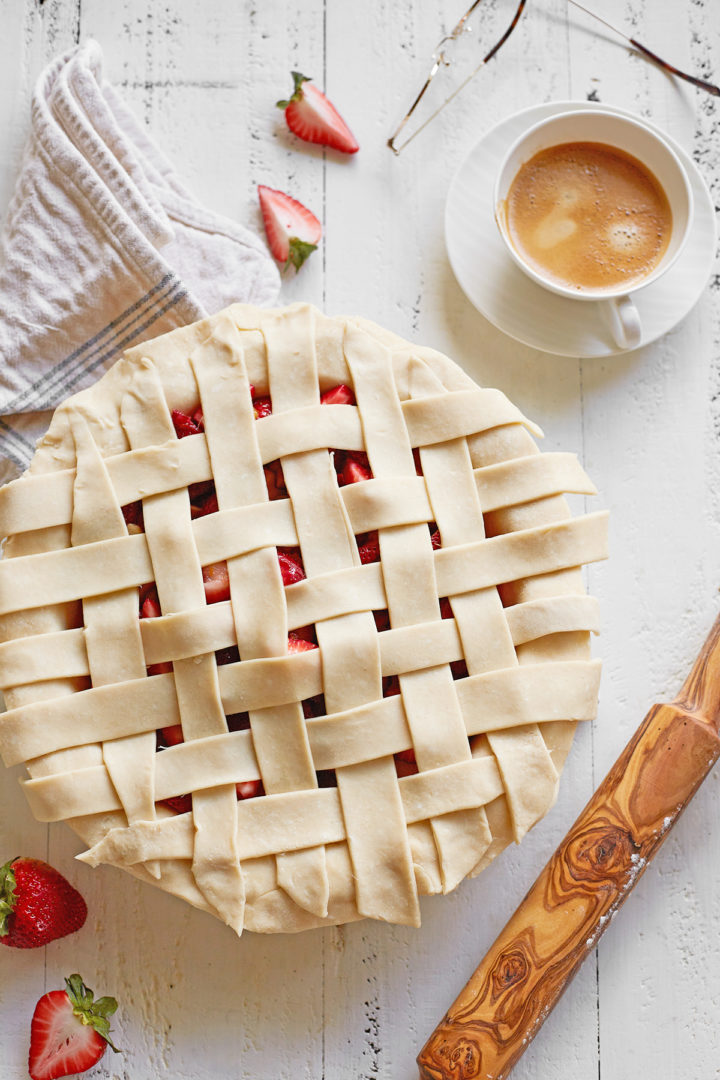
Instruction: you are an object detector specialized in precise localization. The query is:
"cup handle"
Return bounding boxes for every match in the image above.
[603,295,642,350]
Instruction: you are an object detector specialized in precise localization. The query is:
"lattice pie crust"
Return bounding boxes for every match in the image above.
[0,304,607,935]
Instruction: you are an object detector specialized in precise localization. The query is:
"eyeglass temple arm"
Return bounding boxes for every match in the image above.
[629,38,720,97]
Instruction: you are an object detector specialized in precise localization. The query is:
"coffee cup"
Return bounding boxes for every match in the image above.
[493,109,693,350]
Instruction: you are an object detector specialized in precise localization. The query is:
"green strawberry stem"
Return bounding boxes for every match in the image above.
[0,857,19,936]
[276,70,311,108]
[65,975,121,1053]
[286,237,317,272]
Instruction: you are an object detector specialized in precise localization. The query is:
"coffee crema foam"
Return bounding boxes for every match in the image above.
[505,141,672,291]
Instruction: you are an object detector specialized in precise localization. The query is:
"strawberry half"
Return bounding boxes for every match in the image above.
[277,72,359,154]
[257,185,321,271]
[0,858,87,950]
[29,974,119,1080]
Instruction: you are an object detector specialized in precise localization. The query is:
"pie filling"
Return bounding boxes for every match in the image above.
[131,384,425,814]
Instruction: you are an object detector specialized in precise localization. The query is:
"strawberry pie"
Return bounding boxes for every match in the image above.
[0,304,608,934]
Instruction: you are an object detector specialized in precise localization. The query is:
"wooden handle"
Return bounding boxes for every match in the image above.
[417,614,720,1080]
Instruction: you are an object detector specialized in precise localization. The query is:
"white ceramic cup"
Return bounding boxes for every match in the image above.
[493,109,694,350]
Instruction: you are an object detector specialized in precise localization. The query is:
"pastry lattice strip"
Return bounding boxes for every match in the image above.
[0,304,608,934]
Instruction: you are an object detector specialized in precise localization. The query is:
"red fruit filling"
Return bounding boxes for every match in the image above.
[277,548,306,585]
[264,459,287,500]
[357,530,380,564]
[394,749,418,778]
[320,383,355,406]
[122,501,144,530]
[336,450,372,487]
[253,395,272,419]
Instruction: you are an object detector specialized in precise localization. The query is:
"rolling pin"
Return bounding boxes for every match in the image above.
[417,613,720,1080]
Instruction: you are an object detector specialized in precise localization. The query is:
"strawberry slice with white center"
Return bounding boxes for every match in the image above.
[277,72,359,154]
[29,974,119,1080]
[257,185,321,271]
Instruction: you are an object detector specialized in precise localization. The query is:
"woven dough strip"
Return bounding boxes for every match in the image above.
[0,303,608,934]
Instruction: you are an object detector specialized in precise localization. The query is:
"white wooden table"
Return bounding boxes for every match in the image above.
[1,2,719,1078]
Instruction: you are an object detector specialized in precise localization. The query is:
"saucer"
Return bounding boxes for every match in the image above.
[445,101,716,358]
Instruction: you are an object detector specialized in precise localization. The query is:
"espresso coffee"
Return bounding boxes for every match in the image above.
[505,141,672,292]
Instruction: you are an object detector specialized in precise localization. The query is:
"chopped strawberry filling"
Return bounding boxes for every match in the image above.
[122,501,144,529]
[171,409,202,439]
[190,486,218,518]
[320,384,355,406]
[336,450,372,486]
[373,609,390,633]
[164,794,193,814]
[140,587,162,620]
[357,529,380,564]
[412,448,423,476]
[394,749,418,778]
[430,525,441,549]
[277,548,306,585]
[287,635,318,654]
[253,395,272,419]
[291,623,317,643]
[236,780,264,800]
[202,562,230,604]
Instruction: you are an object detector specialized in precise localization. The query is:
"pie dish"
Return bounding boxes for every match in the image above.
[0,303,608,935]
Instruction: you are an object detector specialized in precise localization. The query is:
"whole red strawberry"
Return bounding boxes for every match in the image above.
[0,858,87,949]
[29,974,120,1080]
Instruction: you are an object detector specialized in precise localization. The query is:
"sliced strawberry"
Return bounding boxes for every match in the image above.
[203,562,230,604]
[320,384,355,406]
[277,72,359,154]
[191,406,204,430]
[288,635,318,654]
[258,184,321,271]
[357,530,380,564]
[337,450,372,486]
[439,597,453,620]
[159,724,184,747]
[373,609,390,633]
[163,794,193,814]
[291,624,317,643]
[0,859,86,950]
[28,974,119,1080]
[171,409,201,439]
[394,749,418,779]
[140,588,161,620]
[236,780,264,800]
[430,526,442,549]
[278,548,306,586]
[253,395,273,418]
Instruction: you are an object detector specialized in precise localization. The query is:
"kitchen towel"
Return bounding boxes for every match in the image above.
[0,39,280,484]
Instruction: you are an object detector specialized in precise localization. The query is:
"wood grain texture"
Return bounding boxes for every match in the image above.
[417,616,720,1079]
[0,1,718,1078]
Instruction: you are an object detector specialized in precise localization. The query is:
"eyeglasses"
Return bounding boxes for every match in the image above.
[388,0,720,155]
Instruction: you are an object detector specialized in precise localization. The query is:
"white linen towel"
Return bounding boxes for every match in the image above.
[0,39,280,484]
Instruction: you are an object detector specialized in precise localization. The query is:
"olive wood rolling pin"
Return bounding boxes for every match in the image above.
[418,613,720,1080]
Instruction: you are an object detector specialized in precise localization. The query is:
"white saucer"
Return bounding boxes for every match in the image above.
[445,101,717,358]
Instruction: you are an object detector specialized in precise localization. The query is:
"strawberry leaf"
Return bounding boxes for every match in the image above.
[286,237,318,272]
[277,71,311,108]
[0,858,18,936]
[65,975,121,1053]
